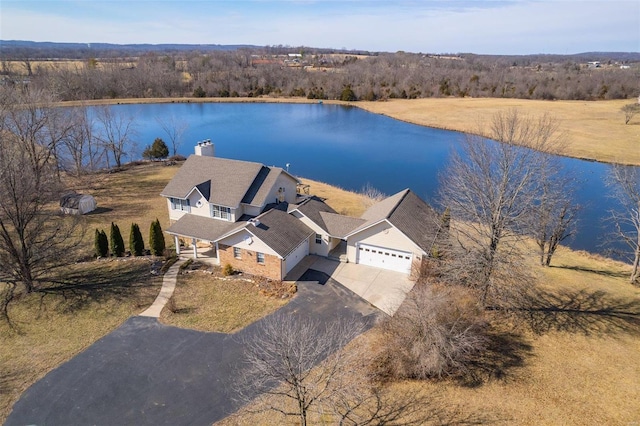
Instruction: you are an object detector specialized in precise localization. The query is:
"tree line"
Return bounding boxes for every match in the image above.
[2,48,638,102]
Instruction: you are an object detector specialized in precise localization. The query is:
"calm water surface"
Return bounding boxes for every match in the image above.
[94,102,623,255]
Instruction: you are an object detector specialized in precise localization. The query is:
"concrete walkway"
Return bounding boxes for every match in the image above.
[139,259,186,318]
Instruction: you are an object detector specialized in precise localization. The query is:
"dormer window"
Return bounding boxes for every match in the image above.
[211,204,232,221]
[170,198,191,212]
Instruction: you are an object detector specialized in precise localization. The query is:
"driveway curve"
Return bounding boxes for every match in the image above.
[6,275,379,426]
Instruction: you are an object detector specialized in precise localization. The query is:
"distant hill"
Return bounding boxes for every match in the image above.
[2,40,638,63]
[0,40,261,59]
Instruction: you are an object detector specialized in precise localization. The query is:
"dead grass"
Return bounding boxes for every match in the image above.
[298,177,368,217]
[358,98,640,166]
[69,162,180,253]
[0,259,162,423]
[159,268,288,333]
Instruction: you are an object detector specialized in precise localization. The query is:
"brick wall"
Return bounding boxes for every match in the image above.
[218,244,283,280]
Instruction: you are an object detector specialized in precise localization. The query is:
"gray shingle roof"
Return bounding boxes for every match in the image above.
[387,190,442,254]
[360,189,409,221]
[249,167,296,207]
[161,155,264,208]
[166,214,242,241]
[318,212,366,238]
[347,189,441,254]
[218,208,314,258]
[293,196,338,232]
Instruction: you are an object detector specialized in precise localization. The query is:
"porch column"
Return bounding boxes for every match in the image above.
[174,236,181,255]
[192,238,197,258]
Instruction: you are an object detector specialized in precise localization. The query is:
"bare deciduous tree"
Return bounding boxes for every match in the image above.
[0,87,73,175]
[360,183,386,208]
[438,110,562,306]
[59,107,106,176]
[606,165,640,284]
[95,106,137,169]
[0,87,84,322]
[235,314,436,426]
[531,170,580,266]
[373,283,487,381]
[0,100,82,322]
[621,103,640,125]
[155,114,188,156]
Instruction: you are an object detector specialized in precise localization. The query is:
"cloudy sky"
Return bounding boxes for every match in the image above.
[1,0,638,54]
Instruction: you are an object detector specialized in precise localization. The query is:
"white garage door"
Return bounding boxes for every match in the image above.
[357,243,412,274]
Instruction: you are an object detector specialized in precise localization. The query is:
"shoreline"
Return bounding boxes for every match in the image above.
[56,96,640,167]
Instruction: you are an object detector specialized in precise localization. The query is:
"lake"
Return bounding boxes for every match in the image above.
[93,102,624,255]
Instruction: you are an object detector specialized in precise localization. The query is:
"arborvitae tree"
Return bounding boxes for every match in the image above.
[110,222,125,257]
[149,219,166,256]
[129,223,145,256]
[94,229,109,258]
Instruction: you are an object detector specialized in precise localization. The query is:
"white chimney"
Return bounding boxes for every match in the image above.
[194,139,215,157]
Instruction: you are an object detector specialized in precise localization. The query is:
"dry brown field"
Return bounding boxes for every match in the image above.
[358,98,640,166]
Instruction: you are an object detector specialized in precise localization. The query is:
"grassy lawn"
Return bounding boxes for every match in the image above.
[159,264,289,333]
[0,259,162,423]
[68,162,179,253]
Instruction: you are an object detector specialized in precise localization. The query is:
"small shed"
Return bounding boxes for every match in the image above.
[60,192,97,215]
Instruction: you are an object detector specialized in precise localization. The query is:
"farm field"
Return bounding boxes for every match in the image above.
[358,97,640,166]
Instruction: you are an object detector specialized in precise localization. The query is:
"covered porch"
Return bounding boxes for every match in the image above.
[166,214,241,265]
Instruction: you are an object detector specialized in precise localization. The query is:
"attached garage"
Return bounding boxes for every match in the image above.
[356,243,412,274]
[284,239,310,274]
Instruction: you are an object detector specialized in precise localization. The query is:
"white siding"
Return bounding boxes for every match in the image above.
[187,191,210,218]
[167,198,187,221]
[284,239,310,275]
[218,230,279,257]
[265,173,298,205]
[291,212,330,256]
[346,220,423,263]
[242,204,262,217]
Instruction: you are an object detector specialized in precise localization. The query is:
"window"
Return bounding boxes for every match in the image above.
[211,204,232,221]
[170,198,190,212]
[233,247,241,259]
[257,252,265,264]
[315,234,322,244]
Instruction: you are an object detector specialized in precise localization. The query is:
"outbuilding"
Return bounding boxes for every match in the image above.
[60,192,97,215]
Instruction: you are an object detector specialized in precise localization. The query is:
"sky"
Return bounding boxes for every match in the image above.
[1,0,639,55]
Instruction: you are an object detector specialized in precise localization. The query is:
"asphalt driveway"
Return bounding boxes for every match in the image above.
[6,278,379,426]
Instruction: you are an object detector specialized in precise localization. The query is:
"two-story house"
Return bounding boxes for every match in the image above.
[162,141,445,281]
